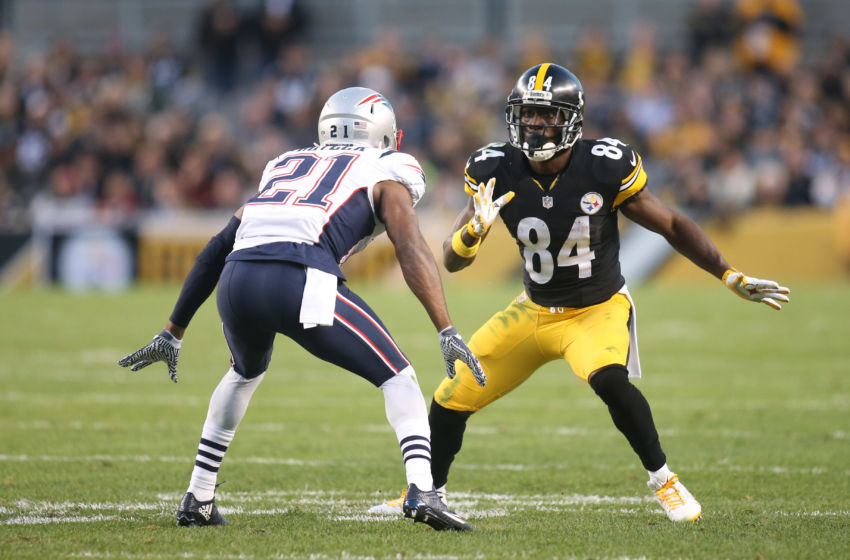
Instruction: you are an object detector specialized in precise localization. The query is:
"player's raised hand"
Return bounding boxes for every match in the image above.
[118,329,182,383]
[722,269,790,310]
[439,326,486,386]
[469,178,514,237]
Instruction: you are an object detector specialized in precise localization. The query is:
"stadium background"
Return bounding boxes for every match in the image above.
[0,0,848,291]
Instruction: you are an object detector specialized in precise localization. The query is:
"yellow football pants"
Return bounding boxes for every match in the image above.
[434,291,633,412]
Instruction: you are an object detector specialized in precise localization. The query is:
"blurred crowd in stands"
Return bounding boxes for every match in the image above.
[0,0,848,232]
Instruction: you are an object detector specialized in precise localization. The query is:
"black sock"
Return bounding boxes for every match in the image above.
[428,399,473,489]
[589,365,666,471]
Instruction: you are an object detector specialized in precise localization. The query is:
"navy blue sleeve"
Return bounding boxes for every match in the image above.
[169,216,241,328]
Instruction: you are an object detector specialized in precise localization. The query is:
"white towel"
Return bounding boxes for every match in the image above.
[619,285,642,379]
[299,267,338,328]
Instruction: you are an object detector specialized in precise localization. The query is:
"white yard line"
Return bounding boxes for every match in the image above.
[67,553,484,560]
[3,389,848,411]
[5,490,848,527]
[1,453,844,478]
[0,454,325,466]
[11,420,845,444]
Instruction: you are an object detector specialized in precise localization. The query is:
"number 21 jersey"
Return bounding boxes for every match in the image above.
[229,143,425,278]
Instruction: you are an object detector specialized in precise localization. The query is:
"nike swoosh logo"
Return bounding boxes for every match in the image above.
[630,150,637,166]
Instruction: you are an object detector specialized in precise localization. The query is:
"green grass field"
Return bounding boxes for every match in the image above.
[1,281,848,559]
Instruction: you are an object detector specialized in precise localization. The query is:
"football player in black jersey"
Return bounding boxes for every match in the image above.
[370,63,790,522]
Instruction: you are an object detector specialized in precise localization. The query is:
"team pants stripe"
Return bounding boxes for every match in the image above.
[334,293,409,374]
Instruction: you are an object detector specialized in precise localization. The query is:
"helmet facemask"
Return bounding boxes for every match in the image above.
[506,103,582,162]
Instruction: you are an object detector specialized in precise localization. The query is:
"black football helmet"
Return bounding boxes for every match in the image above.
[506,63,585,161]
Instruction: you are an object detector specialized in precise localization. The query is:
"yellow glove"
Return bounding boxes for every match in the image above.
[468,178,515,238]
[722,269,790,310]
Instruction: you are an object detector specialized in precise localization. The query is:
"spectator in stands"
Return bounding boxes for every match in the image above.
[732,0,804,77]
[0,3,848,231]
[249,0,309,75]
[198,0,244,94]
[686,0,734,64]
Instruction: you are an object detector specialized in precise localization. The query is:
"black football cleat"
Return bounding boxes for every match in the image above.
[176,492,228,526]
[402,483,472,531]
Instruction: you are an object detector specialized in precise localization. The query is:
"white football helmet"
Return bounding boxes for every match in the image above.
[318,87,401,150]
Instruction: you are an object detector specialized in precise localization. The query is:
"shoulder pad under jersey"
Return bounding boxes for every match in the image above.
[377,150,426,206]
[464,142,513,195]
[584,138,647,208]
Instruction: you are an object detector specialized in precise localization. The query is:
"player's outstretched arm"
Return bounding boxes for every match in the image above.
[118,207,244,382]
[375,180,486,385]
[621,190,789,310]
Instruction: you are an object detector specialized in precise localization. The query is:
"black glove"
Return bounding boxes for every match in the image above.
[439,326,486,387]
[118,329,182,383]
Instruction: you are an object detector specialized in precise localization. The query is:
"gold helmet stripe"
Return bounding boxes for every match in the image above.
[534,63,551,91]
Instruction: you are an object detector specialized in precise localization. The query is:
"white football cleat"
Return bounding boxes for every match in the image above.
[648,473,702,522]
[367,489,406,515]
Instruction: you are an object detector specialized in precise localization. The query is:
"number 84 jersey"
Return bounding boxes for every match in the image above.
[465,138,647,308]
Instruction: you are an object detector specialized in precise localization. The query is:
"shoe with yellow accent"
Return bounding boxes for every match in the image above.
[648,473,702,522]
[367,489,406,515]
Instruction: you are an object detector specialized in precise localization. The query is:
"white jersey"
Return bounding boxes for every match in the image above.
[228,143,425,278]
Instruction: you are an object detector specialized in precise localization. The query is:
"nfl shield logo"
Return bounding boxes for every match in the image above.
[542,196,554,209]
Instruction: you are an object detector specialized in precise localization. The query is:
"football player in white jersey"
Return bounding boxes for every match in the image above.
[119,87,486,532]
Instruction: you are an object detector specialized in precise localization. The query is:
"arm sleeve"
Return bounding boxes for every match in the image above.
[169,216,241,328]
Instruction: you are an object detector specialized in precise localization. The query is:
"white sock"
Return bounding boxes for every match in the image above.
[649,463,674,486]
[380,367,433,490]
[187,368,265,501]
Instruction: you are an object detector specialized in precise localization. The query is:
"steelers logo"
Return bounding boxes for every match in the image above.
[580,192,603,215]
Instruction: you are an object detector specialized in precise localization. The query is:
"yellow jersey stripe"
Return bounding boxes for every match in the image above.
[613,165,647,207]
[621,154,642,185]
[534,63,551,90]
[619,157,643,192]
[464,172,478,195]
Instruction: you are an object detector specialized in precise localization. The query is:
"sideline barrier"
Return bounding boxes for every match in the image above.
[654,206,849,285]
[4,205,846,290]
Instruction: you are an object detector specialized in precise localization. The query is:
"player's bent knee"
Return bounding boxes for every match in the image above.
[432,361,489,413]
[430,399,474,421]
[588,364,631,405]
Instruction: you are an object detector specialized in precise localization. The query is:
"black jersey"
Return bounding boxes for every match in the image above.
[464,139,647,308]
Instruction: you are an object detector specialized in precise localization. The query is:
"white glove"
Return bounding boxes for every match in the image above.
[723,269,790,310]
[468,178,515,237]
[118,329,182,383]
